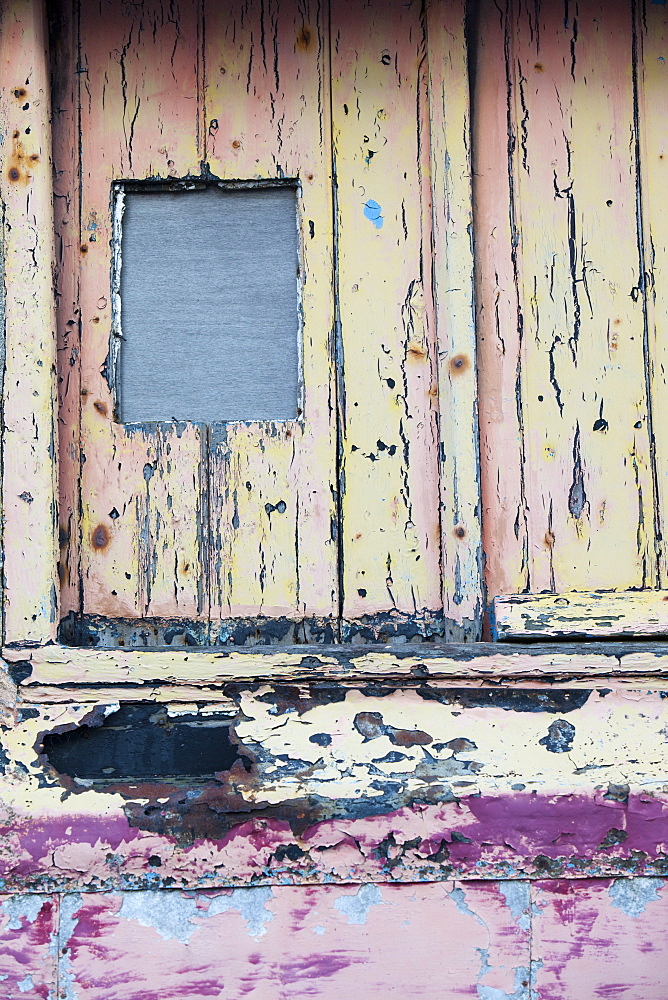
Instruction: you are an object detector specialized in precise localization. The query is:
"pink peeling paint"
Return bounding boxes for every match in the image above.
[1,791,668,893]
[34,882,529,999]
[532,879,668,998]
[2,880,667,998]
[0,895,56,999]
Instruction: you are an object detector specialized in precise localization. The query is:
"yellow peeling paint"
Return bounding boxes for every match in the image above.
[1,687,667,821]
[331,0,442,626]
[0,0,59,643]
[426,0,482,638]
[495,590,668,640]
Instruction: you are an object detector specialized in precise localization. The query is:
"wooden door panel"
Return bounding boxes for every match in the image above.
[76,0,207,623]
[204,0,339,636]
[56,0,339,640]
[476,0,657,601]
[331,0,442,640]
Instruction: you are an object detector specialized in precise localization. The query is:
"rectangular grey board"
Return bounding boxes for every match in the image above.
[118,185,300,423]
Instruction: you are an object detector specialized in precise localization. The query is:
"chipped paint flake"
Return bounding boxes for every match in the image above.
[2,895,45,930]
[333,884,384,925]
[499,882,531,932]
[609,877,664,916]
[477,966,532,1000]
[118,890,200,943]
[206,887,275,938]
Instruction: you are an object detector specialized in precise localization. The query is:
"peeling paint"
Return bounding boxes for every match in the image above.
[498,882,531,932]
[206,887,275,938]
[118,890,201,943]
[118,887,275,942]
[477,967,532,1000]
[450,885,485,924]
[333,884,384,924]
[2,895,44,930]
[609,876,664,916]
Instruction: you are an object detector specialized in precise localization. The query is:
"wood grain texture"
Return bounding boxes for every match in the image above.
[331,0,442,637]
[9,639,668,690]
[50,0,81,619]
[74,0,207,623]
[472,0,529,601]
[475,0,658,606]
[533,878,668,1000]
[203,0,338,630]
[0,0,59,644]
[494,589,668,640]
[426,0,482,640]
[637,0,668,588]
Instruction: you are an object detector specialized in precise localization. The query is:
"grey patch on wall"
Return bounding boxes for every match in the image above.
[116,183,301,423]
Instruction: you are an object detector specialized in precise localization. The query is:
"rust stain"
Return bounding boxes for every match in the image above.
[91,524,110,549]
[407,341,428,359]
[453,525,466,539]
[449,354,470,375]
[93,400,108,416]
[296,25,312,50]
[353,710,433,747]
[6,131,35,186]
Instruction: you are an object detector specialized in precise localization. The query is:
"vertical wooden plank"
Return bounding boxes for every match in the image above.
[50,0,81,620]
[332,0,442,641]
[75,0,208,624]
[478,0,656,604]
[426,0,482,640]
[205,0,339,639]
[472,0,529,603]
[637,0,668,587]
[0,0,59,644]
[532,879,668,999]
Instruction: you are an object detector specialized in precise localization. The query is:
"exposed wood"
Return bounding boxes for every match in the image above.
[475,0,657,606]
[204,0,339,634]
[494,589,668,641]
[331,0,442,639]
[425,0,482,642]
[0,0,59,644]
[8,639,668,690]
[118,185,301,423]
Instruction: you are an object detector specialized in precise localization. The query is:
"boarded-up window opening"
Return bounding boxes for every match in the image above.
[113,182,302,424]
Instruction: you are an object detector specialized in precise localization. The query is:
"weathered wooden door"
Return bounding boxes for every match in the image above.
[53,0,481,649]
[1,1,668,997]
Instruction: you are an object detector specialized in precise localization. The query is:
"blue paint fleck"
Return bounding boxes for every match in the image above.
[364,199,384,229]
[653,1,665,6]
